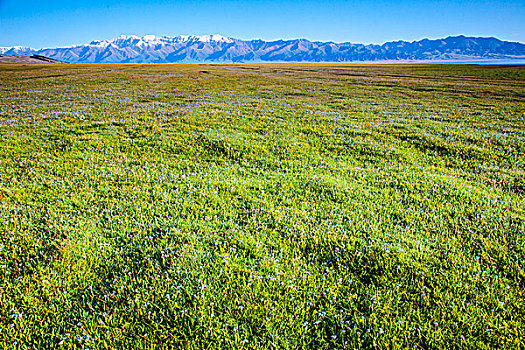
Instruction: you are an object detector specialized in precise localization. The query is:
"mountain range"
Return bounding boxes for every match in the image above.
[1,34,525,63]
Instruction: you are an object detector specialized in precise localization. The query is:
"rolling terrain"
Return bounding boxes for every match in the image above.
[0,54,62,63]
[0,63,523,348]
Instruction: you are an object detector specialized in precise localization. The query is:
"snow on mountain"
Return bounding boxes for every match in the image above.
[1,46,37,54]
[2,35,524,63]
[194,34,234,43]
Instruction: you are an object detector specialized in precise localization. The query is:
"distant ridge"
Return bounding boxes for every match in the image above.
[0,54,63,63]
[1,35,524,63]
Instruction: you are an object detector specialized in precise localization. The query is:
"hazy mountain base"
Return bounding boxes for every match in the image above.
[1,54,524,65]
[0,63,523,349]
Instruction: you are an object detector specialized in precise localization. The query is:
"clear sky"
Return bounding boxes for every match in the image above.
[1,0,524,48]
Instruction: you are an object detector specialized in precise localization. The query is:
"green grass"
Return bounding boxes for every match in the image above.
[0,63,524,349]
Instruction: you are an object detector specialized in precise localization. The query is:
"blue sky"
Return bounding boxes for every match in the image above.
[1,0,524,48]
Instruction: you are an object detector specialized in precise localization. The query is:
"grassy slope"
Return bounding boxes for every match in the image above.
[0,63,524,349]
[0,55,62,64]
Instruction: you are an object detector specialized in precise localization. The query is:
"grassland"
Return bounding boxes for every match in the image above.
[0,63,524,349]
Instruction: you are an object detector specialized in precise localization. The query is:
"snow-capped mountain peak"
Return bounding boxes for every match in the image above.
[116,34,140,40]
[89,40,111,47]
[194,34,233,43]
[0,46,37,54]
[142,35,159,42]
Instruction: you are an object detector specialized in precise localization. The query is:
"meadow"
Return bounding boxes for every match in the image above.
[0,63,524,349]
